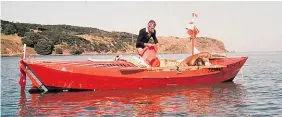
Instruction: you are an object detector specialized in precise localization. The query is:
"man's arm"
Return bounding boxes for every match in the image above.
[136,29,145,47]
[152,30,159,44]
[152,30,159,51]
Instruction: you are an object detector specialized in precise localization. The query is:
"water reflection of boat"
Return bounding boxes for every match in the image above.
[18,83,247,116]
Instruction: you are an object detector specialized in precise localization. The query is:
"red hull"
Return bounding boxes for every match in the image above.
[21,57,248,91]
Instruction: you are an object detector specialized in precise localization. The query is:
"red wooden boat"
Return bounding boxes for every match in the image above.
[19,45,248,93]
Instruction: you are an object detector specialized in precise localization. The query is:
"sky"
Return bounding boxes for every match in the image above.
[1,1,282,52]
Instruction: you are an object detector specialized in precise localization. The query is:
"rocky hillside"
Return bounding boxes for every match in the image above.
[157,36,227,53]
[1,20,227,56]
[1,34,37,56]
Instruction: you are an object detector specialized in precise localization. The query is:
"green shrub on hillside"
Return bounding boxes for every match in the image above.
[34,39,53,55]
[22,32,47,47]
[40,31,63,45]
[54,46,63,54]
[70,45,84,55]
[15,24,29,37]
[2,23,17,35]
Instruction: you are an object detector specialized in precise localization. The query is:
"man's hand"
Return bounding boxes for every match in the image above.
[155,43,159,47]
[153,43,159,52]
[144,43,152,47]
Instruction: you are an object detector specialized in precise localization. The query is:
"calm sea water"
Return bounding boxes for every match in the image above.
[1,52,282,116]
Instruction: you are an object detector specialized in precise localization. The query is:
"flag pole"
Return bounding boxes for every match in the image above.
[187,12,199,56]
[191,12,195,55]
[192,36,194,55]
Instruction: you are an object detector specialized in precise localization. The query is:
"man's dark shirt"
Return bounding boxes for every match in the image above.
[136,28,158,48]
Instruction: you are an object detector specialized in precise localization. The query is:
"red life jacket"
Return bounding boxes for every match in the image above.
[139,45,160,67]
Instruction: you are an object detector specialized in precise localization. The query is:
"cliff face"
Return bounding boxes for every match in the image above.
[157,36,227,54]
[1,34,36,56]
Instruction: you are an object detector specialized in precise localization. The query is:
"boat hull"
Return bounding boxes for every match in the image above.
[22,57,248,91]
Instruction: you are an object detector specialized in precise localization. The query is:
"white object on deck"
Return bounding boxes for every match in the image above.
[194,47,200,54]
[120,56,150,68]
[88,58,114,62]
[88,55,150,68]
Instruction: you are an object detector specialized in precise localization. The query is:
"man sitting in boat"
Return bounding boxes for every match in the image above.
[136,20,159,55]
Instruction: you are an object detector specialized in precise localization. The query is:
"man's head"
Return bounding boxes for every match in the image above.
[147,20,156,33]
